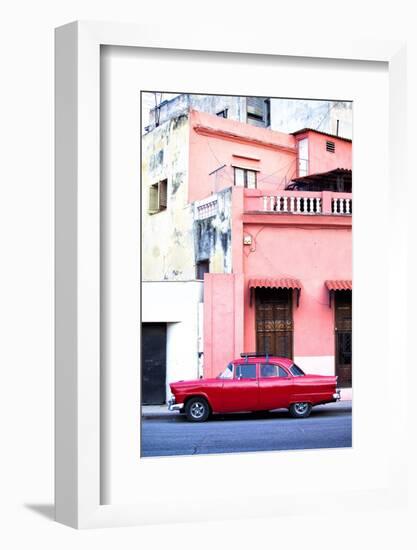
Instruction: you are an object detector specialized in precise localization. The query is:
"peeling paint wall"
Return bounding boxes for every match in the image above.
[145,95,352,139]
[142,113,196,281]
[146,94,246,131]
[194,188,232,274]
[190,95,245,124]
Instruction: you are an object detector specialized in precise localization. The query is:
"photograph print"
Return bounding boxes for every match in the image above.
[140,92,352,457]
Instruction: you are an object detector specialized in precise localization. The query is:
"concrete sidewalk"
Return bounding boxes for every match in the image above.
[142,399,352,418]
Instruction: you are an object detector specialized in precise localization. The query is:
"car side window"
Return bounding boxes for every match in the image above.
[260,364,278,377]
[290,364,305,376]
[218,362,234,379]
[278,366,289,377]
[260,364,289,378]
[235,363,257,379]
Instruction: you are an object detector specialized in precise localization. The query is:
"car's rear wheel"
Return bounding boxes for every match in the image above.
[185,397,210,422]
[289,402,312,418]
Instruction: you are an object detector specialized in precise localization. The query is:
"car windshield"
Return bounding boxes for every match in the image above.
[217,362,234,379]
[290,364,305,376]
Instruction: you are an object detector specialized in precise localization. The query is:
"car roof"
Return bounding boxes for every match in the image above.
[234,356,294,368]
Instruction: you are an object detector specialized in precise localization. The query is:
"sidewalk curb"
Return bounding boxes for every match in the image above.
[141,400,352,419]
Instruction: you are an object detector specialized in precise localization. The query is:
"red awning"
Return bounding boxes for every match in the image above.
[249,278,302,307]
[325,280,352,291]
[248,277,301,290]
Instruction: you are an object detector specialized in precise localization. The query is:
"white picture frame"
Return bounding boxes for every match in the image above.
[55,21,408,529]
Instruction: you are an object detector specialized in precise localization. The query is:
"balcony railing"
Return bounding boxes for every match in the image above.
[194,195,219,220]
[245,190,352,216]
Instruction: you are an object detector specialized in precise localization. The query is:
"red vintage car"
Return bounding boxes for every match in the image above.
[168,353,340,422]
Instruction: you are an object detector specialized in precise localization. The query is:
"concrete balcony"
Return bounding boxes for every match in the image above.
[244,189,352,216]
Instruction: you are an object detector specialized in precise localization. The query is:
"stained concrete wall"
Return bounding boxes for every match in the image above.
[145,95,352,140]
[194,187,232,275]
[146,94,246,131]
[141,113,196,281]
[270,99,352,140]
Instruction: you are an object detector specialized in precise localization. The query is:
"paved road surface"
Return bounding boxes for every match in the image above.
[141,402,352,457]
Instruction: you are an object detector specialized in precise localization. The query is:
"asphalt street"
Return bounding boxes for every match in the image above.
[141,401,352,457]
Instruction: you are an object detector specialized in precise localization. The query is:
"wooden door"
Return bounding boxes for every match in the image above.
[335,291,352,388]
[255,288,293,358]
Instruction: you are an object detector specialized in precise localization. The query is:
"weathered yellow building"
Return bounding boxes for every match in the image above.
[141,113,195,281]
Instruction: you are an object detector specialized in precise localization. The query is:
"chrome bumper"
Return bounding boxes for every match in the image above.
[168,397,184,412]
[333,389,341,401]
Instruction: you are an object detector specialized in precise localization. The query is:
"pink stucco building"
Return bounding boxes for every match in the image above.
[188,111,352,389]
[142,106,352,404]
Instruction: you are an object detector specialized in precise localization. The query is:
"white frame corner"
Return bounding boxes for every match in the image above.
[55,20,407,529]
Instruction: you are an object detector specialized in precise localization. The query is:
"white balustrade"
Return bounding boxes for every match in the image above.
[345,198,351,214]
[195,195,219,220]
[260,193,351,216]
[332,197,352,215]
[276,196,281,212]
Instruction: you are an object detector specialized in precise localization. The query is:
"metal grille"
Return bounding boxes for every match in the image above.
[335,291,352,387]
[326,140,336,153]
[256,288,293,358]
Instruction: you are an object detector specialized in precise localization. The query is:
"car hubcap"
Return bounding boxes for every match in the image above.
[295,403,308,414]
[190,402,205,418]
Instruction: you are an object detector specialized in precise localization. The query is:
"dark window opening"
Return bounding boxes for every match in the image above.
[247,112,264,122]
[326,140,336,153]
[196,259,209,280]
[264,99,271,127]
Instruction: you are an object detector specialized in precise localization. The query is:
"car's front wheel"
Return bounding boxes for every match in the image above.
[185,397,210,422]
[289,402,312,418]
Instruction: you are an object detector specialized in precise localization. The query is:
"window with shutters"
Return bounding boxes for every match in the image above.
[148,179,168,214]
